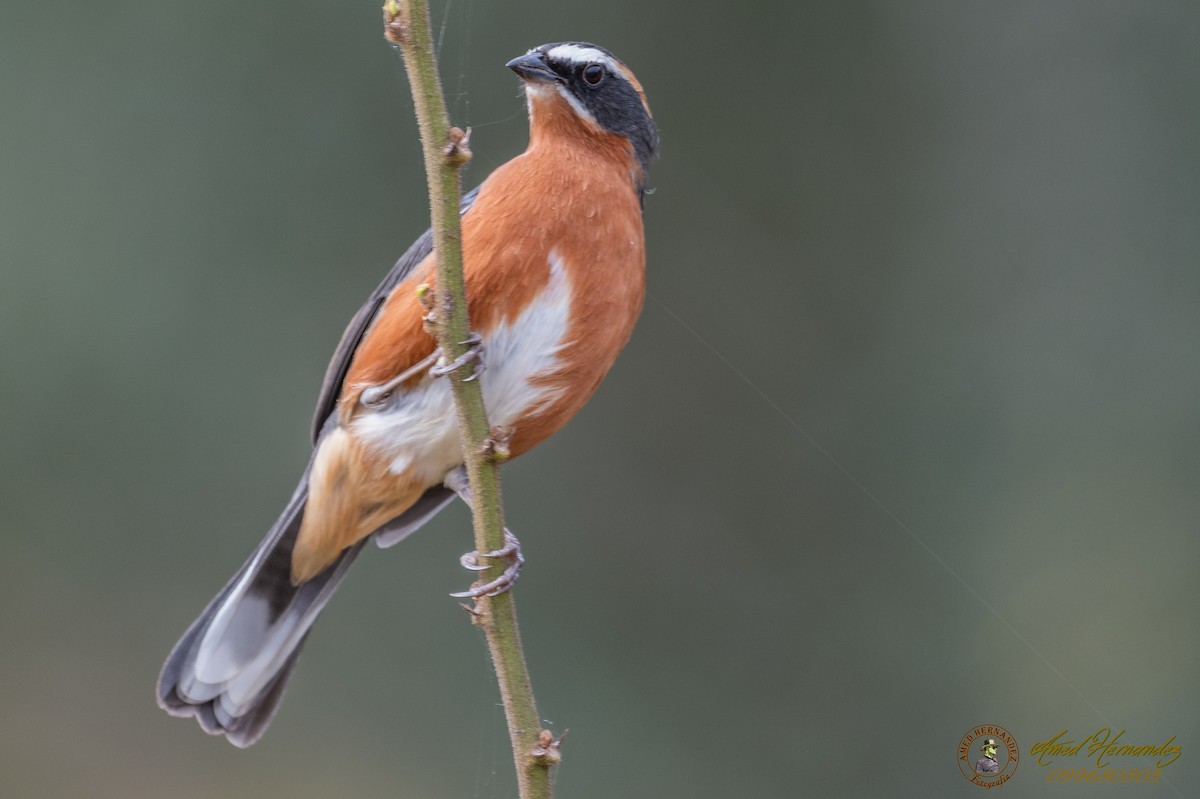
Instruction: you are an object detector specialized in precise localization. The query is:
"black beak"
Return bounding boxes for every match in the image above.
[506,52,559,84]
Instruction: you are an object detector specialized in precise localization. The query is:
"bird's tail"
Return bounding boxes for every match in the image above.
[155,463,363,748]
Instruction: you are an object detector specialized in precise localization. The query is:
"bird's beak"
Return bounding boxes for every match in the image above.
[506,52,559,84]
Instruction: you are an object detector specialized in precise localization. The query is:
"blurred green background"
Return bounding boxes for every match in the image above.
[2,1,1197,797]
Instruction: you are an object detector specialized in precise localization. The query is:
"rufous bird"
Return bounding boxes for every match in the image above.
[157,41,658,747]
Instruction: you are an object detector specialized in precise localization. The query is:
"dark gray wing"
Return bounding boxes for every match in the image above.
[310,187,482,442]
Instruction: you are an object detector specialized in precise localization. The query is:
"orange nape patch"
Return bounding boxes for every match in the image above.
[613,61,652,118]
[292,427,424,584]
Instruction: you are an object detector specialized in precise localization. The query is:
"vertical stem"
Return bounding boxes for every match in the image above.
[382,5,557,797]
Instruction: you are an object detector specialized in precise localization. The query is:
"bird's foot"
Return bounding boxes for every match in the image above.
[450,528,524,598]
[430,332,485,381]
[359,351,440,408]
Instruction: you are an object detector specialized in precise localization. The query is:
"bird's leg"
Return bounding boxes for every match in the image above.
[449,529,525,598]
[430,332,485,382]
[360,331,484,409]
[443,464,472,504]
[419,283,484,382]
[443,466,525,597]
[359,351,440,408]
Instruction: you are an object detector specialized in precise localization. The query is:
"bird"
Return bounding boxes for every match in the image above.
[156,41,658,748]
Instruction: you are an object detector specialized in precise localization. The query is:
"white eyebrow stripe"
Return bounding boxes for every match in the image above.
[545,44,614,69]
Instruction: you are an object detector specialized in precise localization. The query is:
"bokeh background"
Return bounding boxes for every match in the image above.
[2,1,1197,797]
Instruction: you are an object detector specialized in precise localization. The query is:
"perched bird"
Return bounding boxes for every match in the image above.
[157,42,658,747]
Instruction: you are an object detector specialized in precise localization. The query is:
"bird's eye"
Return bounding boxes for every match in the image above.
[582,64,605,86]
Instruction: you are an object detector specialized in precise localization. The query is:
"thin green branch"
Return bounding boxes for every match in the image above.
[382,4,558,797]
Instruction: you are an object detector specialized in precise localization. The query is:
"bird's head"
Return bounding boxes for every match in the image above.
[507,42,658,195]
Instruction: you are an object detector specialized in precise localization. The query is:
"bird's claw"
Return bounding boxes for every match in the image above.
[450,529,524,598]
[430,332,485,381]
[359,351,440,408]
[459,552,491,571]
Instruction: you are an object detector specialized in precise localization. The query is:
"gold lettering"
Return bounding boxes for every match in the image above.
[1157,737,1181,767]
[1033,730,1072,766]
[1085,727,1115,767]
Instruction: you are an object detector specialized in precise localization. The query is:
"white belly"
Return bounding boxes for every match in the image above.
[351,251,572,485]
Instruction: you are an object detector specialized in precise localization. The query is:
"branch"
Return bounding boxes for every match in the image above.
[382,4,559,797]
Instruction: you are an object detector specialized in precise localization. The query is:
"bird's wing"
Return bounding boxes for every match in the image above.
[310,187,482,442]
